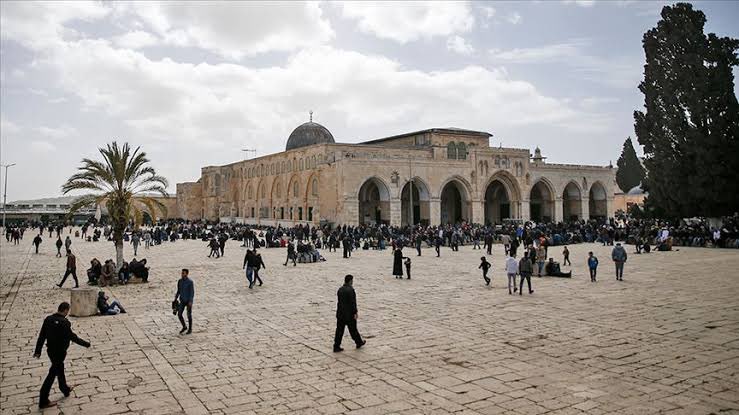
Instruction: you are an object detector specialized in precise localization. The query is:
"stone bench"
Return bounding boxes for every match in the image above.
[70,288,99,317]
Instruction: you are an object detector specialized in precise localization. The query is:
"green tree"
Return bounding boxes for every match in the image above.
[615,137,646,192]
[634,2,739,217]
[62,142,168,269]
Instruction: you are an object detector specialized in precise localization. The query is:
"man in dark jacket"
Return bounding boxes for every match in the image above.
[34,302,91,409]
[174,269,194,334]
[33,234,43,254]
[57,249,79,288]
[333,274,366,352]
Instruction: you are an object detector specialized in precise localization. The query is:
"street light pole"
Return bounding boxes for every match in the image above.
[2,163,17,229]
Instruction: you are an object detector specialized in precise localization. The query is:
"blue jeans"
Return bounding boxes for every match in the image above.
[245,267,254,285]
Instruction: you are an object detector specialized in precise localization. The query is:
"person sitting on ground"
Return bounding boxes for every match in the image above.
[97,291,126,315]
[87,258,102,285]
[100,259,116,287]
[130,258,149,282]
[118,261,130,284]
[545,258,572,278]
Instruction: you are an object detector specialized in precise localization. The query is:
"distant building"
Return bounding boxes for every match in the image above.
[175,116,617,226]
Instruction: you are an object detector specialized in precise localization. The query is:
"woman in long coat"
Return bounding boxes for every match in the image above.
[393,247,404,278]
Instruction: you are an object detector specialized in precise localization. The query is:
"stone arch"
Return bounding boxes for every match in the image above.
[589,181,608,218]
[401,177,431,226]
[304,172,320,223]
[357,176,391,225]
[529,178,555,222]
[439,176,472,224]
[562,181,583,220]
[484,171,521,224]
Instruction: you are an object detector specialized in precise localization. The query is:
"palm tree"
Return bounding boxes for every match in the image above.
[62,142,168,269]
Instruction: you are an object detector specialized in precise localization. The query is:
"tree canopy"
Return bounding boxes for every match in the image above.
[615,137,646,193]
[634,3,739,217]
[62,142,168,267]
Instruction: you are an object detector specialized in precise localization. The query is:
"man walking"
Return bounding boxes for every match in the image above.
[479,256,492,286]
[505,254,518,295]
[33,234,43,254]
[284,241,297,266]
[612,243,627,281]
[518,252,534,295]
[535,244,546,277]
[333,275,366,352]
[57,249,79,288]
[34,302,91,409]
[243,249,256,288]
[587,251,599,282]
[55,236,63,257]
[562,246,571,266]
[174,269,194,334]
[131,233,140,256]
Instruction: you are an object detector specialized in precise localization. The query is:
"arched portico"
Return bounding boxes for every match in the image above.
[439,177,471,224]
[562,181,583,220]
[589,181,608,218]
[358,177,391,225]
[401,178,430,226]
[529,179,555,222]
[484,173,521,224]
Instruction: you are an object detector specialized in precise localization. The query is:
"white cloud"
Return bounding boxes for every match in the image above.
[120,2,334,58]
[562,0,596,7]
[489,40,640,88]
[506,12,522,25]
[113,30,159,49]
[339,1,474,43]
[447,36,475,56]
[30,140,57,152]
[481,6,496,18]
[1,117,21,136]
[36,125,78,139]
[490,41,583,63]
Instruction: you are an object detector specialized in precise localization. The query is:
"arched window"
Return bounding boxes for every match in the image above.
[447,142,457,159]
[293,181,299,197]
[299,158,304,170]
[457,142,467,160]
[311,155,316,169]
[276,182,281,198]
[281,161,285,173]
[312,178,318,196]
[248,185,253,199]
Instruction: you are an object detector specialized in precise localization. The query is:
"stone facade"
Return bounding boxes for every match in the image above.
[175,126,617,226]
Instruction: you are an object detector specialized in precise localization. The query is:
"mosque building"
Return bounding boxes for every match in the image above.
[175,114,616,226]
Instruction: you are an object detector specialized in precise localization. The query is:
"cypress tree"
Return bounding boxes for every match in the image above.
[634,3,739,217]
[615,137,645,193]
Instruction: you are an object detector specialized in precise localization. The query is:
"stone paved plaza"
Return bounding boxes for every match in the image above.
[1,233,738,415]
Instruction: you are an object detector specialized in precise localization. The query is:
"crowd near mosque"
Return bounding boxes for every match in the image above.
[3,212,739,408]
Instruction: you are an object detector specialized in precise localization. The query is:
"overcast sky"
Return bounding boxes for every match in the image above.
[1,1,737,201]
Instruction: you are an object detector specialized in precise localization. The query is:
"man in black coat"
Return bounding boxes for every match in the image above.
[34,302,91,409]
[333,275,366,352]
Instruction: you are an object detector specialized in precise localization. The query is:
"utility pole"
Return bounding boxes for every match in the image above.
[241,149,256,160]
[2,163,16,229]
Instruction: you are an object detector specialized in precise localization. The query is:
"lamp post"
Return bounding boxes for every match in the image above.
[2,163,16,229]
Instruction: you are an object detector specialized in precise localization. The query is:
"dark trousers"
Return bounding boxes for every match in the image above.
[254,268,263,285]
[405,266,411,279]
[284,254,296,266]
[59,269,78,287]
[334,318,362,349]
[178,302,192,329]
[35,244,40,253]
[519,273,532,294]
[39,358,69,405]
[416,245,421,256]
[589,268,597,282]
[564,256,571,266]
[435,246,440,257]
[56,247,62,257]
[343,248,349,258]
[483,270,490,284]
[615,262,624,280]
[486,244,492,255]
